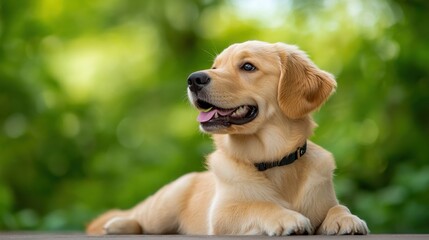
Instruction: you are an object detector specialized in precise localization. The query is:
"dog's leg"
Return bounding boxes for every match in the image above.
[210,201,314,236]
[104,217,142,234]
[316,205,369,235]
[86,209,138,235]
[129,172,206,234]
[87,173,204,235]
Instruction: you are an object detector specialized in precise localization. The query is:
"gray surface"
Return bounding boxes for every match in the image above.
[0,233,429,240]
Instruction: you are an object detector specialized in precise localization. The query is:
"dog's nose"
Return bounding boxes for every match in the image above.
[187,72,210,93]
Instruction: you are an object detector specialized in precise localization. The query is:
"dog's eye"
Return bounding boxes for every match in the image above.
[241,63,256,72]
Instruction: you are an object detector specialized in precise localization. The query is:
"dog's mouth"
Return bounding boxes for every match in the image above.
[195,99,258,129]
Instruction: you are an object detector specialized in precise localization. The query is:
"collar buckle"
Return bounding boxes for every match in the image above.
[297,142,307,157]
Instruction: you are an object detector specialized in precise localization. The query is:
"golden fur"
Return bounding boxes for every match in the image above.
[86,41,369,235]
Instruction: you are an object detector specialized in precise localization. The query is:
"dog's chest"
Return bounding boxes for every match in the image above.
[266,168,305,205]
[267,165,333,224]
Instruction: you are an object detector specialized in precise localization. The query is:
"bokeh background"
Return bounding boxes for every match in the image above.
[1,0,428,233]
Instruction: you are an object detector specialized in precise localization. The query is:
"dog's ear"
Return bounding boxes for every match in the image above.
[275,43,337,119]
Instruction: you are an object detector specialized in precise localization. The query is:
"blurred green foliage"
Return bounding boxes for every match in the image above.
[0,0,428,233]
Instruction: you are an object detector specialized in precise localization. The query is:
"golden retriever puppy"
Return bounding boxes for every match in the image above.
[86,41,369,235]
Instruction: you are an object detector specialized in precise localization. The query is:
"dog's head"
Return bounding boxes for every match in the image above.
[187,41,336,134]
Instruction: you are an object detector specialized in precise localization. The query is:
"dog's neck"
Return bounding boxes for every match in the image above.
[213,115,315,165]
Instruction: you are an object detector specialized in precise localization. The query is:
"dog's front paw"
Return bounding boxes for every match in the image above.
[262,211,314,236]
[318,205,369,235]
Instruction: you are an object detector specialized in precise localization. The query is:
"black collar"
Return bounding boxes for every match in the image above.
[254,141,307,171]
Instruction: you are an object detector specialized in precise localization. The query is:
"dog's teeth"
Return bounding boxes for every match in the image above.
[238,106,247,115]
[232,106,248,118]
[214,112,219,118]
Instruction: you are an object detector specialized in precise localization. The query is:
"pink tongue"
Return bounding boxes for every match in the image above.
[197,109,235,123]
[197,111,216,123]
